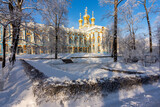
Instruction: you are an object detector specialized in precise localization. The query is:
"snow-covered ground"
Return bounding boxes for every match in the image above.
[25,55,160,82]
[0,53,160,107]
[0,61,160,107]
[39,82,160,107]
[0,61,37,107]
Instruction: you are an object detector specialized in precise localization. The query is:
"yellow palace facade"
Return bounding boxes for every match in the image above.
[65,7,111,53]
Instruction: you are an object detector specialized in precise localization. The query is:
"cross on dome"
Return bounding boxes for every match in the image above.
[85,7,88,14]
[92,11,94,18]
[80,13,81,19]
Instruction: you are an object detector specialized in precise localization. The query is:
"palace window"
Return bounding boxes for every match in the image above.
[27,47,32,54]
[98,45,100,53]
[89,35,91,44]
[98,34,100,43]
[84,38,87,46]
[93,45,95,53]
[79,47,82,52]
[19,36,23,44]
[92,34,95,43]
[17,47,23,54]
[69,36,72,44]
[69,47,72,53]
[74,47,77,53]
[26,35,31,42]
[80,37,83,46]
[75,37,78,46]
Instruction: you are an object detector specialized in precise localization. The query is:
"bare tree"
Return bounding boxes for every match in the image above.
[0,1,15,67]
[99,0,124,62]
[120,0,140,50]
[39,0,70,59]
[138,0,156,53]
[0,0,39,65]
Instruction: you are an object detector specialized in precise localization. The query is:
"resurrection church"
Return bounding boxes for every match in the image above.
[0,7,112,55]
[65,7,109,53]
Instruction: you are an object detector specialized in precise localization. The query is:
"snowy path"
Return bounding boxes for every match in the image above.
[0,61,37,107]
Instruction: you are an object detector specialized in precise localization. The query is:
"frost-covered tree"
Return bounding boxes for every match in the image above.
[99,0,124,62]
[119,35,147,63]
[39,0,70,59]
[120,0,140,50]
[0,0,37,65]
[155,24,160,59]
[0,0,40,65]
[0,0,13,67]
[138,0,156,53]
[102,26,111,53]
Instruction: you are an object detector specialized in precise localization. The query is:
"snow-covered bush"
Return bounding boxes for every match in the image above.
[21,59,160,104]
[119,36,148,63]
[32,74,160,105]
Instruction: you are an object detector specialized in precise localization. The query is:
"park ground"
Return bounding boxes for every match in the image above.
[0,53,160,107]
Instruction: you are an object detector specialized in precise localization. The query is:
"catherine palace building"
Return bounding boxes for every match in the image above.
[0,7,113,55]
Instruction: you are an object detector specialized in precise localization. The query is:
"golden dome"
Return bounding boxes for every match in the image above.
[79,13,83,22]
[91,11,95,20]
[83,7,90,19]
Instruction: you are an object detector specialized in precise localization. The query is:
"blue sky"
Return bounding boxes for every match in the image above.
[67,0,109,28]
[34,0,160,32]
[67,0,159,31]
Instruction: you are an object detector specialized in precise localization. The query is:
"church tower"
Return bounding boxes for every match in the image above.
[83,7,90,27]
[91,11,95,26]
[79,13,83,29]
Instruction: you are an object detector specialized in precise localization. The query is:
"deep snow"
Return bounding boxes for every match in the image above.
[0,53,160,107]
[1,60,160,107]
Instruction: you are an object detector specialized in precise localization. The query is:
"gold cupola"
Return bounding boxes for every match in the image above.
[83,7,90,26]
[91,11,95,26]
[79,13,83,29]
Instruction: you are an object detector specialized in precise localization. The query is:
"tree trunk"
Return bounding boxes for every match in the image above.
[10,23,20,65]
[113,0,118,62]
[2,27,6,68]
[8,0,23,65]
[144,0,152,53]
[132,31,136,50]
[55,33,58,59]
[55,14,58,59]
